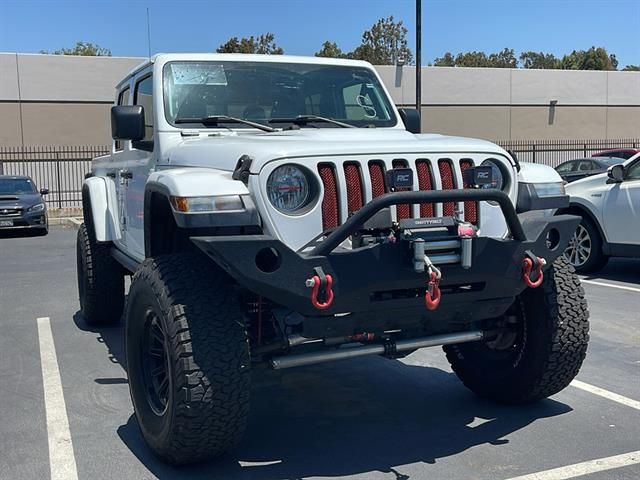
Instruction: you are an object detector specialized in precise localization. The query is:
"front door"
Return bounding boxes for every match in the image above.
[603,158,640,245]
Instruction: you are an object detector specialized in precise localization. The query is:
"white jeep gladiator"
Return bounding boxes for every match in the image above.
[77,53,589,464]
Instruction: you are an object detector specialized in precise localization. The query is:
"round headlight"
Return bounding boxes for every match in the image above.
[480,159,505,190]
[267,165,312,214]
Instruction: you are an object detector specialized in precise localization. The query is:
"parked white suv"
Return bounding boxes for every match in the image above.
[560,153,640,272]
[76,53,589,465]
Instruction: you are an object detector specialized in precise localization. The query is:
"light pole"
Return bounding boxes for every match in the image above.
[416,0,422,122]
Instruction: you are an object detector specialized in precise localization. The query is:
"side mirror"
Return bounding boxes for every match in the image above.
[607,164,624,183]
[111,105,145,141]
[40,188,49,195]
[398,108,421,134]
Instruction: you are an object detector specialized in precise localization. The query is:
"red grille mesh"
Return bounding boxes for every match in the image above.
[438,160,456,217]
[392,159,411,220]
[344,163,364,215]
[459,159,478,224]
[416,160,434,218]
[368,162,386,198]
[318,164,339,230]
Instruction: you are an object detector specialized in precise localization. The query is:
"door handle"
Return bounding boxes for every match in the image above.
[120,170,133,179]
[106,172,116,178]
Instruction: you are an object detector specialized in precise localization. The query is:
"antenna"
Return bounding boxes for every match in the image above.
[146,7,152,59]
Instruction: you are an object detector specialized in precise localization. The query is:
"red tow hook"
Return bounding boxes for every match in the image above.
[307,267,334,310]
[424,270,441,311]
[522,251,546,288]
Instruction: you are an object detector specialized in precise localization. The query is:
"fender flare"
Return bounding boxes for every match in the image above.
[144,168,261,255]
[82,177,120,242]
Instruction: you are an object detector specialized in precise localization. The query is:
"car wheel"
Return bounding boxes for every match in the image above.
[563,217,608,273]
[444,256,589,404]
[125,252,250,465]
[76,223,125,325]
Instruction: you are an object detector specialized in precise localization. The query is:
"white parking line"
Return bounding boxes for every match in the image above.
[579,278,640,293]
[505,450,640,480]
[571,380,640,411]
[37,317,78,480]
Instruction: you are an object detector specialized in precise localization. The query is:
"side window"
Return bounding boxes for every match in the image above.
[556,161,574,173]
[115,87,130,151]
[577,160,593,172]
[134,75,154,143]
[626,161,640,181]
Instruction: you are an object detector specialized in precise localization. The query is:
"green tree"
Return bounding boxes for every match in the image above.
[560,47,618,70]
[488,48,517,68]
[433,52,456,66]
[350,16,413,65]
[216,32,283,54]
[315,41,346,58]
[622,64,640,71]
[41,41,111,56]
[435,48,516,68]
[520,51,561,69]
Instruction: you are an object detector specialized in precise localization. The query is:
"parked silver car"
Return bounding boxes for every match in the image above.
[558,153,640,272]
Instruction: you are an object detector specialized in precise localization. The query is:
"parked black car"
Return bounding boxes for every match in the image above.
[0,175,49,235]
[554,157,622,183]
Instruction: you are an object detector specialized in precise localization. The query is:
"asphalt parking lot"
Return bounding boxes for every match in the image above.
[1,226,638,480]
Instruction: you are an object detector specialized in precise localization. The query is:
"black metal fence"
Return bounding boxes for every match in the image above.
[497,138,639,168]
[0,139,638,208]
[0,145,109,208]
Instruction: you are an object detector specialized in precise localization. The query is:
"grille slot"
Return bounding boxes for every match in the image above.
[416,160,434,218]
[368,161,386,198]
[459,159,478,224]
[437,159,456,217]
[392,159,411,220]
[318,164,339,231]
[343,162,364,216]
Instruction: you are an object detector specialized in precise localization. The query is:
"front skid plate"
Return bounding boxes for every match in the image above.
[191,214,579,325]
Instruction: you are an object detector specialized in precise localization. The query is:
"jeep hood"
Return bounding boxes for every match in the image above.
[165,129,509,174]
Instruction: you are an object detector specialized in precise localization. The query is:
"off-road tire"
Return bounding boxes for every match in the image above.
[76,222,125,325]
[564,216,608,273]
[125,252,250,465]
[444,256,589,404]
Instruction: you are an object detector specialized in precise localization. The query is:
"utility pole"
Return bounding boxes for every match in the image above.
[416,0,422,122]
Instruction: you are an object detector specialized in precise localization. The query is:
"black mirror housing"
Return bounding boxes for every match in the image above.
[40,188,49,195]
[111,105,145,141]
[398,108,421,134]
[607,164,624,183]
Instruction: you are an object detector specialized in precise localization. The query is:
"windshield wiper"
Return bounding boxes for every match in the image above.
[268,115,356,128]
[174,115,277,133]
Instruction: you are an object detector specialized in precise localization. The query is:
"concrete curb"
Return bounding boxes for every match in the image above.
[49,217,83,229]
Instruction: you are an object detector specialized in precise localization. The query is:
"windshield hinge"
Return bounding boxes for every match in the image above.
[232,155,253,185]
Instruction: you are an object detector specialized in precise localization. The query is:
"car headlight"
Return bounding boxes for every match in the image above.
[170,195,244,212]
[28,203,45,212]
[266,164,315,214]
[480,159,505,190]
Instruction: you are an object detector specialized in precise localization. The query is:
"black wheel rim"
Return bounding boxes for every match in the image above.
[141,308,171,416]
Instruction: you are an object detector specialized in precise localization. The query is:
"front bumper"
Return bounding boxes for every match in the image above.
[192,190,578,337]
[0,211,48,230]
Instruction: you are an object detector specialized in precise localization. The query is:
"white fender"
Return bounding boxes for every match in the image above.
[83,176,120,242]
[517,162,563,184]
[147,168,251,197]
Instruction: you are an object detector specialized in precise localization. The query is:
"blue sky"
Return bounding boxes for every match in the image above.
[1,0,638,67]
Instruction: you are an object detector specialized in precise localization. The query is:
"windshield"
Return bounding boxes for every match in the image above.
[0,178,36,195]
[163,61,397,128]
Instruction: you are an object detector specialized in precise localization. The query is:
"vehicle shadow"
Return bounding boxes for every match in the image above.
[73,311,127,371]
[73,311,573,479]
[582,258,640,284]
[115,356,572,480]
[0,229,46,239]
